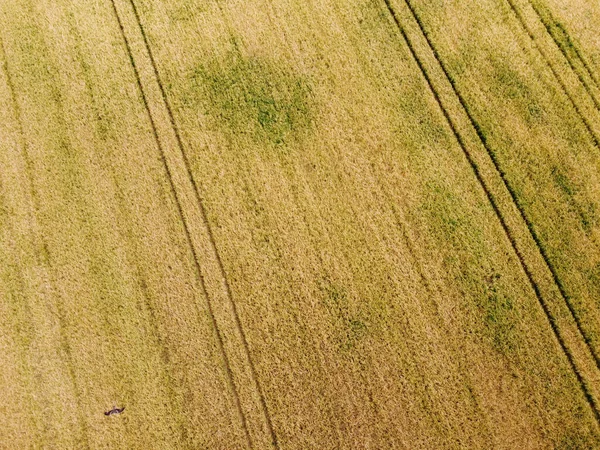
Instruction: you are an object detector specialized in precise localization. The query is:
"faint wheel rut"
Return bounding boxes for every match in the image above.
[64,14,190,443]
[0,31,91,448]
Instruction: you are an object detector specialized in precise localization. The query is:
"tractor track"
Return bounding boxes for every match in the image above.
[495,0,600,369]
[127,0,278,445]
[503,0,600,149]
[526,0,600,108]
[107,0,254,446]
[381,0,600,422]
[391,0,600,371]
[0,30,92,449]
[109,0,280,447]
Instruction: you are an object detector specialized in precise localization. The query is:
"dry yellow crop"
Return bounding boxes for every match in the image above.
[1,0,599,447]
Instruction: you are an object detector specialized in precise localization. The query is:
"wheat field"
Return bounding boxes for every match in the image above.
[1,0,599,448]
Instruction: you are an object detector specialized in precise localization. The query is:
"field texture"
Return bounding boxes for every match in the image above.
[1,0,599,448]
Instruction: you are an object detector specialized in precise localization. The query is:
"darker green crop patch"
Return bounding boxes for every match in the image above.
[555,426,600,450]
[532,2,581,64]
[493,60,531,101]
[420,178,520,353]
[490,57,545,125]
[587,263,600,291]
[421,180,468,244]
[0,191,9,230]
[552,166,576,197]
[552,166,598,234]
[319,278,368,353]
[481,272,518,354]
[185,53,314,149]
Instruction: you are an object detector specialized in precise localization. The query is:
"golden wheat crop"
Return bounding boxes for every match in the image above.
[1,0,599,448]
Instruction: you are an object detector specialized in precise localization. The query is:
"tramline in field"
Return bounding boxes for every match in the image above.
[1,0,600,447]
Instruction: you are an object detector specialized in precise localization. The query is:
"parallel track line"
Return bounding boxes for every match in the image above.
[127,0,279,445]
[526,0,600,105]
[107,1,254,446]
[0,31,91,448]
[503,0,600,148]
[381,0,600,422]
[392,0,600,371]
[127,0,278,445]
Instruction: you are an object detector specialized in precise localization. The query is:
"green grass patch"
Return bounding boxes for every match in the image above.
[556,426,599,450]
[489,56,545,126]
[481,272,517,353]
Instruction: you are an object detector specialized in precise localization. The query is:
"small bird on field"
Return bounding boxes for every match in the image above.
[104,406,125,416]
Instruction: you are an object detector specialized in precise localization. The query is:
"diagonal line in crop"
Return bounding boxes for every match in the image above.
[503,0,600,149]
[390,0,600,371]
[380,0,600,422]
[108,0,280,447]
[106,1,254,447]
[0,29,92,448]
[126,0,279,445]
[525,0,600,108]
[496,0,600,368]
[62,12,191,443]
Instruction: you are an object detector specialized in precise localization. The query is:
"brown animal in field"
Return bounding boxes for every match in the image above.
[104,407,125,416]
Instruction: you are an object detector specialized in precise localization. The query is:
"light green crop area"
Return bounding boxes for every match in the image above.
[1,0,600,448]
[183,52,314,147]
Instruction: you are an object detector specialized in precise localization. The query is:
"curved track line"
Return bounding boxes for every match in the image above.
[381,0,600,422]
[0,31,91,448]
